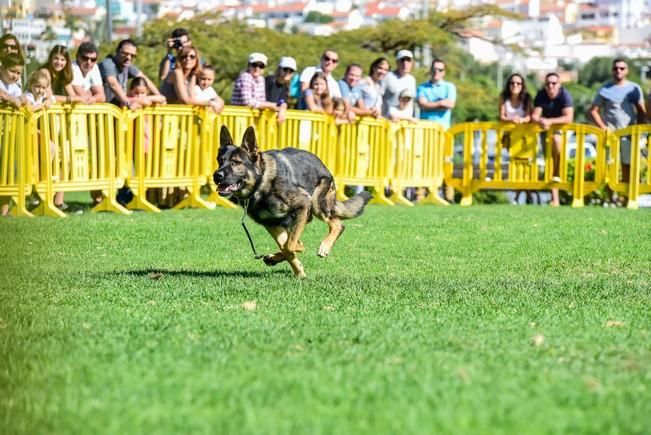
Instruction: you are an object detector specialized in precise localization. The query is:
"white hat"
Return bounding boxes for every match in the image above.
[396,49,414,60]
[399,88,414,99]
[278,56,297,71]
[248,52,268,66]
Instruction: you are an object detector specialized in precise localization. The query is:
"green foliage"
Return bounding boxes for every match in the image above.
[578,57,613,89]
[2,204,651,433]
[304,11,333,24]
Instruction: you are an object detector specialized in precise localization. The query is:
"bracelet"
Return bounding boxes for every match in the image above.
[277,99,285,107]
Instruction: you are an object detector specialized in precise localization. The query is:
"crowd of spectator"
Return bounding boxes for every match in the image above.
[1,30,650,214]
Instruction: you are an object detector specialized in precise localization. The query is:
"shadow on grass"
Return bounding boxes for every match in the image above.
[109,268,288,279]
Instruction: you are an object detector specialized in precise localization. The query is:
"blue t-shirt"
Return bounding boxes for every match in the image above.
[417,80,456,128]
[534,87,573,118]
[338,79,362,106]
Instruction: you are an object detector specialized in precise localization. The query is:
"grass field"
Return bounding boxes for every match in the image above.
[1,199,650,434]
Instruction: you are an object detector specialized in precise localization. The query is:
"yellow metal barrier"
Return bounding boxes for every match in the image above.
[0,106,31,216]
[124,104,214,212]
[28,103,130,217]
[389,120,450,206]
[334,116,393,204]
[607,124,651,209]
[447,122,606,207]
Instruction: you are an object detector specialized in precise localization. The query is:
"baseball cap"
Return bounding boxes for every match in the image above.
[396,49,414,60]
[248,52,268,66]
[399,88,414,99]
[278,56,297,71]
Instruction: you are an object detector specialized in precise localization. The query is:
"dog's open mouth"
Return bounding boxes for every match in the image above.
[218,183,241,195]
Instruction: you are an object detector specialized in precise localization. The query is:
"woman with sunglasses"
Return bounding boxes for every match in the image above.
[0,34,24,62]
[499,73,532,125]
[38,45,92,104]
[265,56,296,110]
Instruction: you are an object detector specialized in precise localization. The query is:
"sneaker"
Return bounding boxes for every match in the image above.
[55,202,69,211]
[551,176,561,183]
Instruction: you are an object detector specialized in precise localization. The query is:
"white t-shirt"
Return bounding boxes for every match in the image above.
[0,79,22,97]
[72,62,103,92]
[24,91,54,105]
[193,85,218,103]
[299,66,342,99]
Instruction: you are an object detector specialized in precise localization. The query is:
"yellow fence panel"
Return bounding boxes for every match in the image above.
[389,120,449,206]
[447,122,606,207]
[0,107,31,216]
[334,116,393,204]
[124,104,214,212]
[28,103,129,217]
[607,124,651,209]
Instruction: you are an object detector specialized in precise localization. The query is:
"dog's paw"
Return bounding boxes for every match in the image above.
[263,254,283,266]
[317,243,330,258]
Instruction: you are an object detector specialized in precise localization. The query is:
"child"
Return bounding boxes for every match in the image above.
[0,53,24,108]
[332,97,349,125]
[192,65,224,113]
[127,77,166,108]
[0,53,25,216]
[24,69,54,111]
[389,88,417,122]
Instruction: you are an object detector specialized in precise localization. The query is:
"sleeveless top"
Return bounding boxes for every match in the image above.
[160,72,191,104]
[504,99,526,119]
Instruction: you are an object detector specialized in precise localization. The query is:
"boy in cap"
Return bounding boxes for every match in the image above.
[232,53,288,121]
[382,49,416,118]
[389,88,418,122]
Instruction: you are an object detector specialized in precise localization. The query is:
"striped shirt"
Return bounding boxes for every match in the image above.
[231,71,266,107]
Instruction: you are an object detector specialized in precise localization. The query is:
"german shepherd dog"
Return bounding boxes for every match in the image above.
[213,126,372,278]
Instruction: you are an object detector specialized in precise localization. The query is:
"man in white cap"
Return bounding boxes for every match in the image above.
[232,52,288,121]
[382,49,416,118]
[299,49,342,103]
[417,58,456,129]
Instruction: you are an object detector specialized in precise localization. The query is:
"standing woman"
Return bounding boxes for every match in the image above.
[39,45,91,104]
[357,57,390,118]
[499,73,532,125]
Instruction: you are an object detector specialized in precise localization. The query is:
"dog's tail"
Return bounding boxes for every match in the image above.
[334,191,372,219]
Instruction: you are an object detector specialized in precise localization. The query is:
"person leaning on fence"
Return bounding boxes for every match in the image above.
[24,69,54,111]
[337,63,364,122]
[0,33,25,86]
[356,57,389,119]
[389,88,417,123]
[231,53,288,122]
[531,72,574,208]
[71,42,105,103]
[499,73,535,204]
[588,58,647,205]
[265,56,296,114]
[303,71,333,114]
[193,64,225,114]
[0,53,25,216]
[99,39,161,110]
[39,45,92,105]
[382,49,416,118]
[159,28,193,83]
[159,45,207,106]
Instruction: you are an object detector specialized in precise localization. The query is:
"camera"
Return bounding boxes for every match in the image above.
[172,38,183,50]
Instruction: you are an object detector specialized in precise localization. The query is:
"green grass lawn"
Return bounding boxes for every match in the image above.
[1,201,650,434]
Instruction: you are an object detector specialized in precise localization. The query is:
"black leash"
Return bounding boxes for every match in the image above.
[241,200,265,259]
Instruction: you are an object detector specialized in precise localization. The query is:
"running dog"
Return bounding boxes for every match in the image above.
[213,126,371,278]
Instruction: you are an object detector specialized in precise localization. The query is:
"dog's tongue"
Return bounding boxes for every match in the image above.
[219,183,239,194]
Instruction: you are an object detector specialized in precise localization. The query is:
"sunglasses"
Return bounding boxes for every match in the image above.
[282,67,295,74]
[250,62,265,69]
[432,67,445,73]
[2,43,17,50]
[545,81,559,86]
[399,57,412,62]
[120,51,137,58]
[80,54,97,63]
[181,54,197,60]
[613,66,627,71]
[323,56,338,64]
[509,81,523,86]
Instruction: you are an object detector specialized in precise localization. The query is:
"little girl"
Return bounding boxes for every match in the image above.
[304,72,333,114]
[192,65,224,113]
[332,97,349,125]
[24,69,54,111]
[127,77,166,107]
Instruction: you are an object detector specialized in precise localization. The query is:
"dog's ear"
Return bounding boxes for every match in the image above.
[241,126,259,160]
[219,126,234,149]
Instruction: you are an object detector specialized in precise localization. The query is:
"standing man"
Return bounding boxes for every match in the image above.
[531,72,574,207]
[99,39,162,109]
[299,49,342,99]
[416,58,456,129]
[589,58,646,186]
[382,49,416,118]
[71,42,105,103]
[158,28,193,82]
